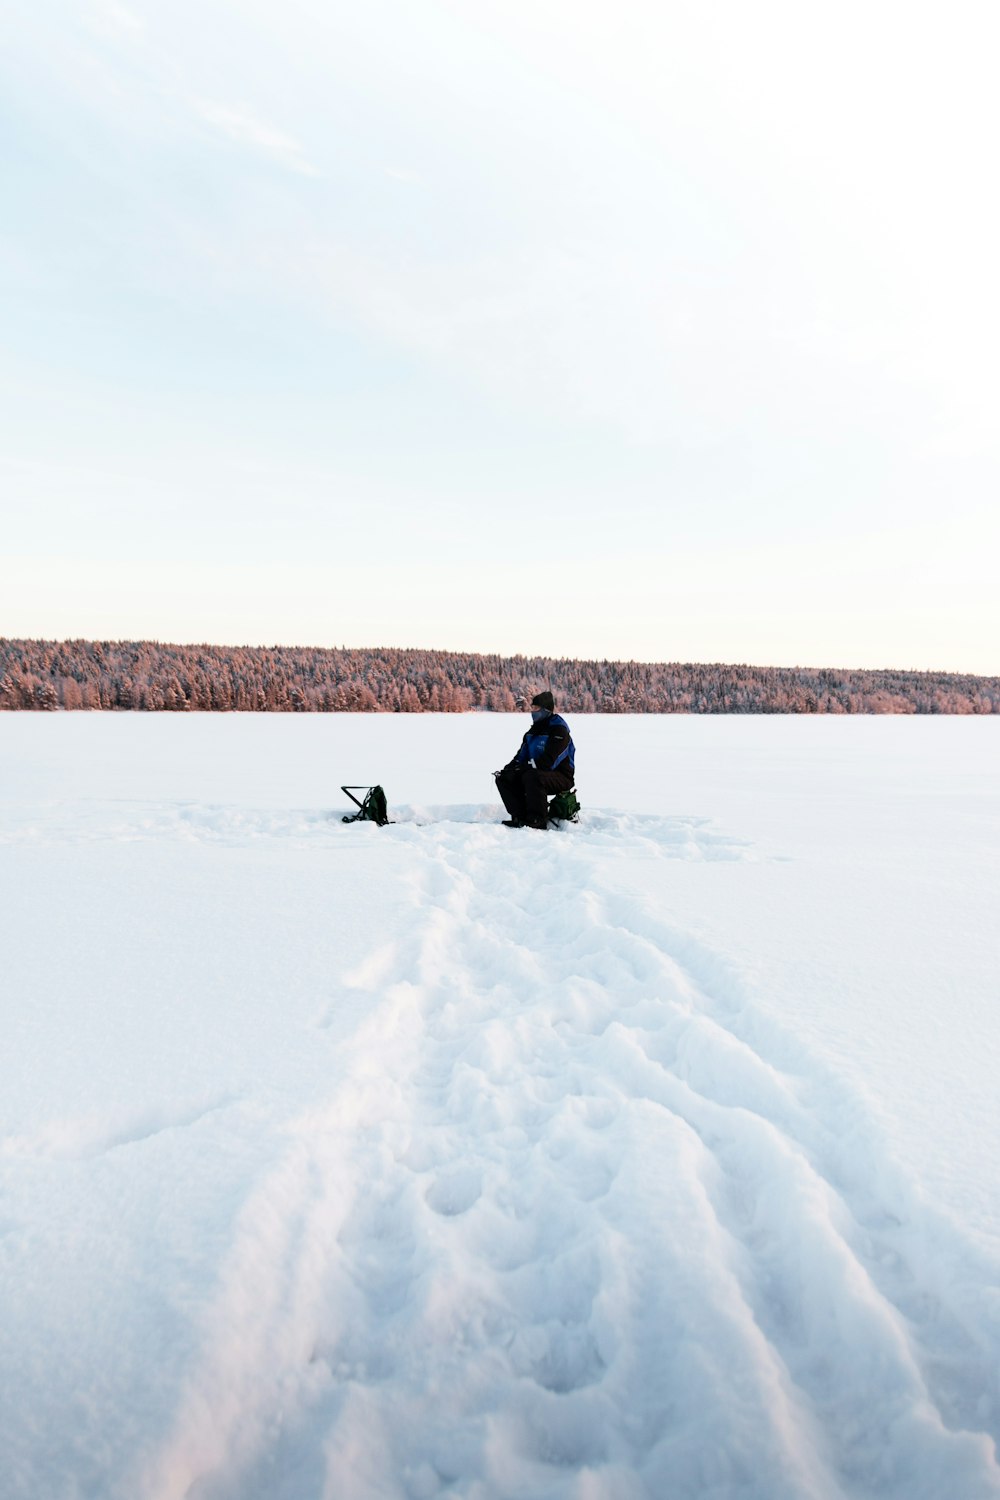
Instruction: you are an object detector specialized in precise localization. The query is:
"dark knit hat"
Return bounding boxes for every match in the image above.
[531,691,555,712]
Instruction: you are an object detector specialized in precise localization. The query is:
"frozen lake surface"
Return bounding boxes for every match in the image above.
[2,712,999,1499]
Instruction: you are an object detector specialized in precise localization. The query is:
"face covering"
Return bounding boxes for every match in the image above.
[531,708,548,723]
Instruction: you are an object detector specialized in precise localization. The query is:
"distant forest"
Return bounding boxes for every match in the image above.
[2,639,998,714]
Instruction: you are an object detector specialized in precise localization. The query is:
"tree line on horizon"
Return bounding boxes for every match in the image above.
[1,638,998,715]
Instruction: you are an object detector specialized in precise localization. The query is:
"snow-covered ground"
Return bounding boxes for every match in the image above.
[2,712,999,1500]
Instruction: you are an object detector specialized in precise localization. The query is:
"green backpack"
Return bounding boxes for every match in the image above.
[341,785,390,826]
[548,789,581,822]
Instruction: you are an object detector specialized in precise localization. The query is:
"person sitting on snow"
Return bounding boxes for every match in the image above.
[494,691,575,829]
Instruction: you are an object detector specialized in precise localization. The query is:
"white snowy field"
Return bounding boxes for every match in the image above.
[2,712,999,1500]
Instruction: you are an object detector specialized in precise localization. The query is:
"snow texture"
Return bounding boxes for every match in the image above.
[1,713,998,1500]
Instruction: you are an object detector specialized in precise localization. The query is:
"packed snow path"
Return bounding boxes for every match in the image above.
[100,809,997,1500]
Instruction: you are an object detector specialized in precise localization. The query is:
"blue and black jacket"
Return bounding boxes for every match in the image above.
[509,712,575,775]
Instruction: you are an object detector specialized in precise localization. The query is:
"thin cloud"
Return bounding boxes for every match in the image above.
[197,101,320,178]
[91,0,142,34]
[383,166,424,185]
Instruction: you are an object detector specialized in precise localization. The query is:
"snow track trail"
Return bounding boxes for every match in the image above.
[130,812,1000,1500]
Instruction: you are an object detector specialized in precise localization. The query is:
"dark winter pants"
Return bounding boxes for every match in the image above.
[495,764,574,827]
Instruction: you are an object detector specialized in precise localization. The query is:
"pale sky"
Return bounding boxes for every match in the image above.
[2,0,998,671]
